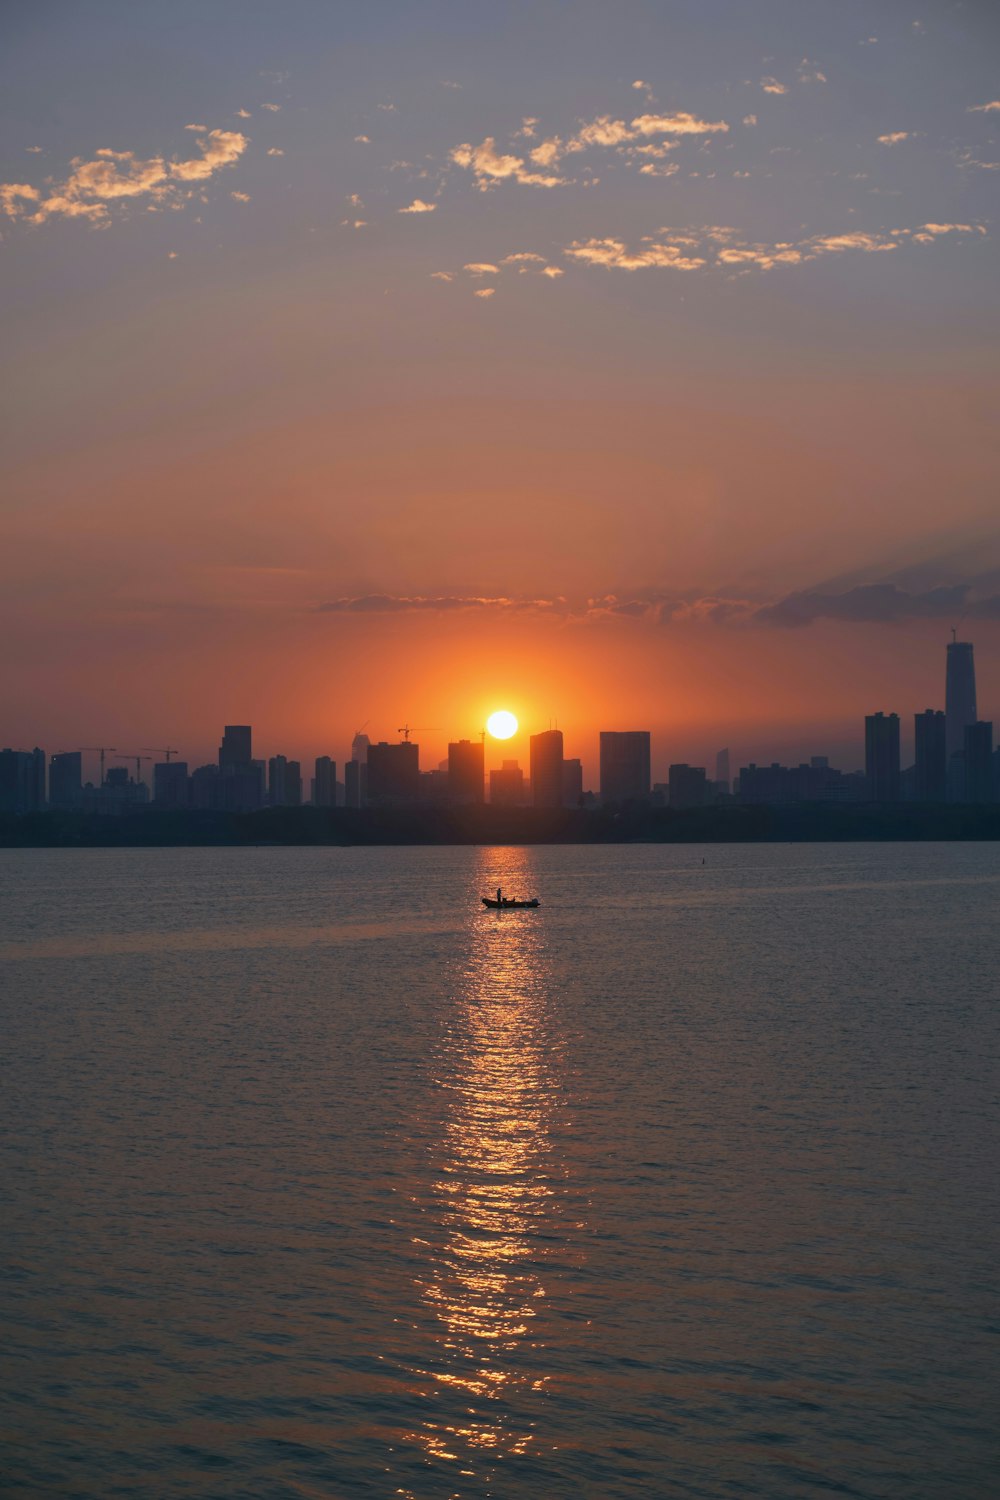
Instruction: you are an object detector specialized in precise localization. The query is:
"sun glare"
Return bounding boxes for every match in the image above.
[487,710,518,739]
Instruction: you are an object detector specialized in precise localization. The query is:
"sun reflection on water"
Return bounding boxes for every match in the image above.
[404,849,566,1483]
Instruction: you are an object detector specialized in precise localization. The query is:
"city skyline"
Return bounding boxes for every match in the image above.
[2,3,999,766]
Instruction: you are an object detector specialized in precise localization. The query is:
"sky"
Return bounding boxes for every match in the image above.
[2,0,999,784]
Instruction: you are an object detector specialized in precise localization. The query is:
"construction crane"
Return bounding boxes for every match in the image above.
[116,754,153,784]
[397,725,440,742]
[80,747,117,785]
[142,746,179,762]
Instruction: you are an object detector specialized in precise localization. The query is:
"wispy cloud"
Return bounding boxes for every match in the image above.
[318,594,563,614]
[562,221,983,275]
[399,198,436,213]
[474,287,496,298]
[968,100,1000,113]
[261,102,281,113]
[878,131,910,145]
[1,127,247,225]
[760,77,788,95]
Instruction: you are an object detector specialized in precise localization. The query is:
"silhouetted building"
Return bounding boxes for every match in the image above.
[737,760,858,804]
[448,739,485,804]
[490,759,525,806]
[367,741,419,805]
[0,747,45,814]
[268,756,302,807]
[963,721,994,803]
[344,759,362,809]
[599,731,650,803]
[314,756,336,808]
[154,760,189,809]
[219,724,252,769]
[49,751,82,810]
[914,710,946,802]
[715,748,731,795]
[190,764,221,810]
[945,638,977,760]
[669,763,707,809]
[562,757,583,807]
[530,730,564,809]
[87,765,149,816]
[865,712,901,802]
[420,769,450,803]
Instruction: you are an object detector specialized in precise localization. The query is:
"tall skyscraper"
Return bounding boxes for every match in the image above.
[219,725,252,769]
[963,721,994,803]
[49,751,82,809]
[344,759,362,809]
[865,712,900,802]
[268,756,302,807]
[530,729,564,808]
[448,739,485,804]
[668,763,707,809]
[945,638,977,760]
[914,710,946,802]
[153,760,189,809]
[562,757,583,807]
[0,747,46,814]
[715,748,731,794]
[599,731,651,803]
[367,741,419,804]
[314,756,336,808]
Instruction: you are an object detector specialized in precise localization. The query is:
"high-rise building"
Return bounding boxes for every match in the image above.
[715,748,731,795]
[190,764,221,810]
[490,759,525,806]
[314,755,336,808]
[268,756,302,807]
[0,747,46,814]
[914,710,946,802]
[448,739,485,804]
[668,763,707,809]
[344,759,362,809]
[865,712,901,802]
[599,731,651,803]
[367,741,419,804]
[219,725,252,769]
[530,730,564,809]
[963,721,994,803]
[945,638,977,760]
[49,751,82,810]
[153,760,189,809]
[562,757,583,807]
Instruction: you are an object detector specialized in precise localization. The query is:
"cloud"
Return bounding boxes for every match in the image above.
[631,111,728,135]
[354,134,371,143]
[451,136,565,187]
[754,583,982,628]
[261,102,281,112]
[1,127,248,225]
[464,262,499,275]
[878,132,910,145]
[318,594,561,614]
[267,147,284,156]
[474,287,496,298]
[968,100,1000,113]
[558,221,982,277]
[566,236,705,271]
[184,123,208,132]
[632,80,650,90]
[399,198,436,213]
[236,108,251,119]
[542,265,564,277]
[230,190,250,202]
[743,114,758,126]
[430,271,453,281]
[760,78,788,95]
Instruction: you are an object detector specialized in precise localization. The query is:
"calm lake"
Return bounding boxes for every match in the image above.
[1,843,998,1498]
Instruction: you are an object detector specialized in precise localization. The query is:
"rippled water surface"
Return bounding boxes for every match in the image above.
[1,843,998,1498]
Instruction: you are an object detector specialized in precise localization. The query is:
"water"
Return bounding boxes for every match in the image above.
[1,843,998,1498]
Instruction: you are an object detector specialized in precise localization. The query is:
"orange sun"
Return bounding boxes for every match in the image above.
[486,710,518,739]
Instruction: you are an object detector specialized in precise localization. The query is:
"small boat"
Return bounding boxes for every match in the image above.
[482,896,540,909]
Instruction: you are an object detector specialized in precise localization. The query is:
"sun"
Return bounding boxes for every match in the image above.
[486,709,518,740]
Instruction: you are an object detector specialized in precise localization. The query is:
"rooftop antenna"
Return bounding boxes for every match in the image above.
[951,627,957,643]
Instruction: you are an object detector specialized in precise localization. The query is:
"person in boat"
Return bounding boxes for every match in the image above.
[496,887,503,906]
